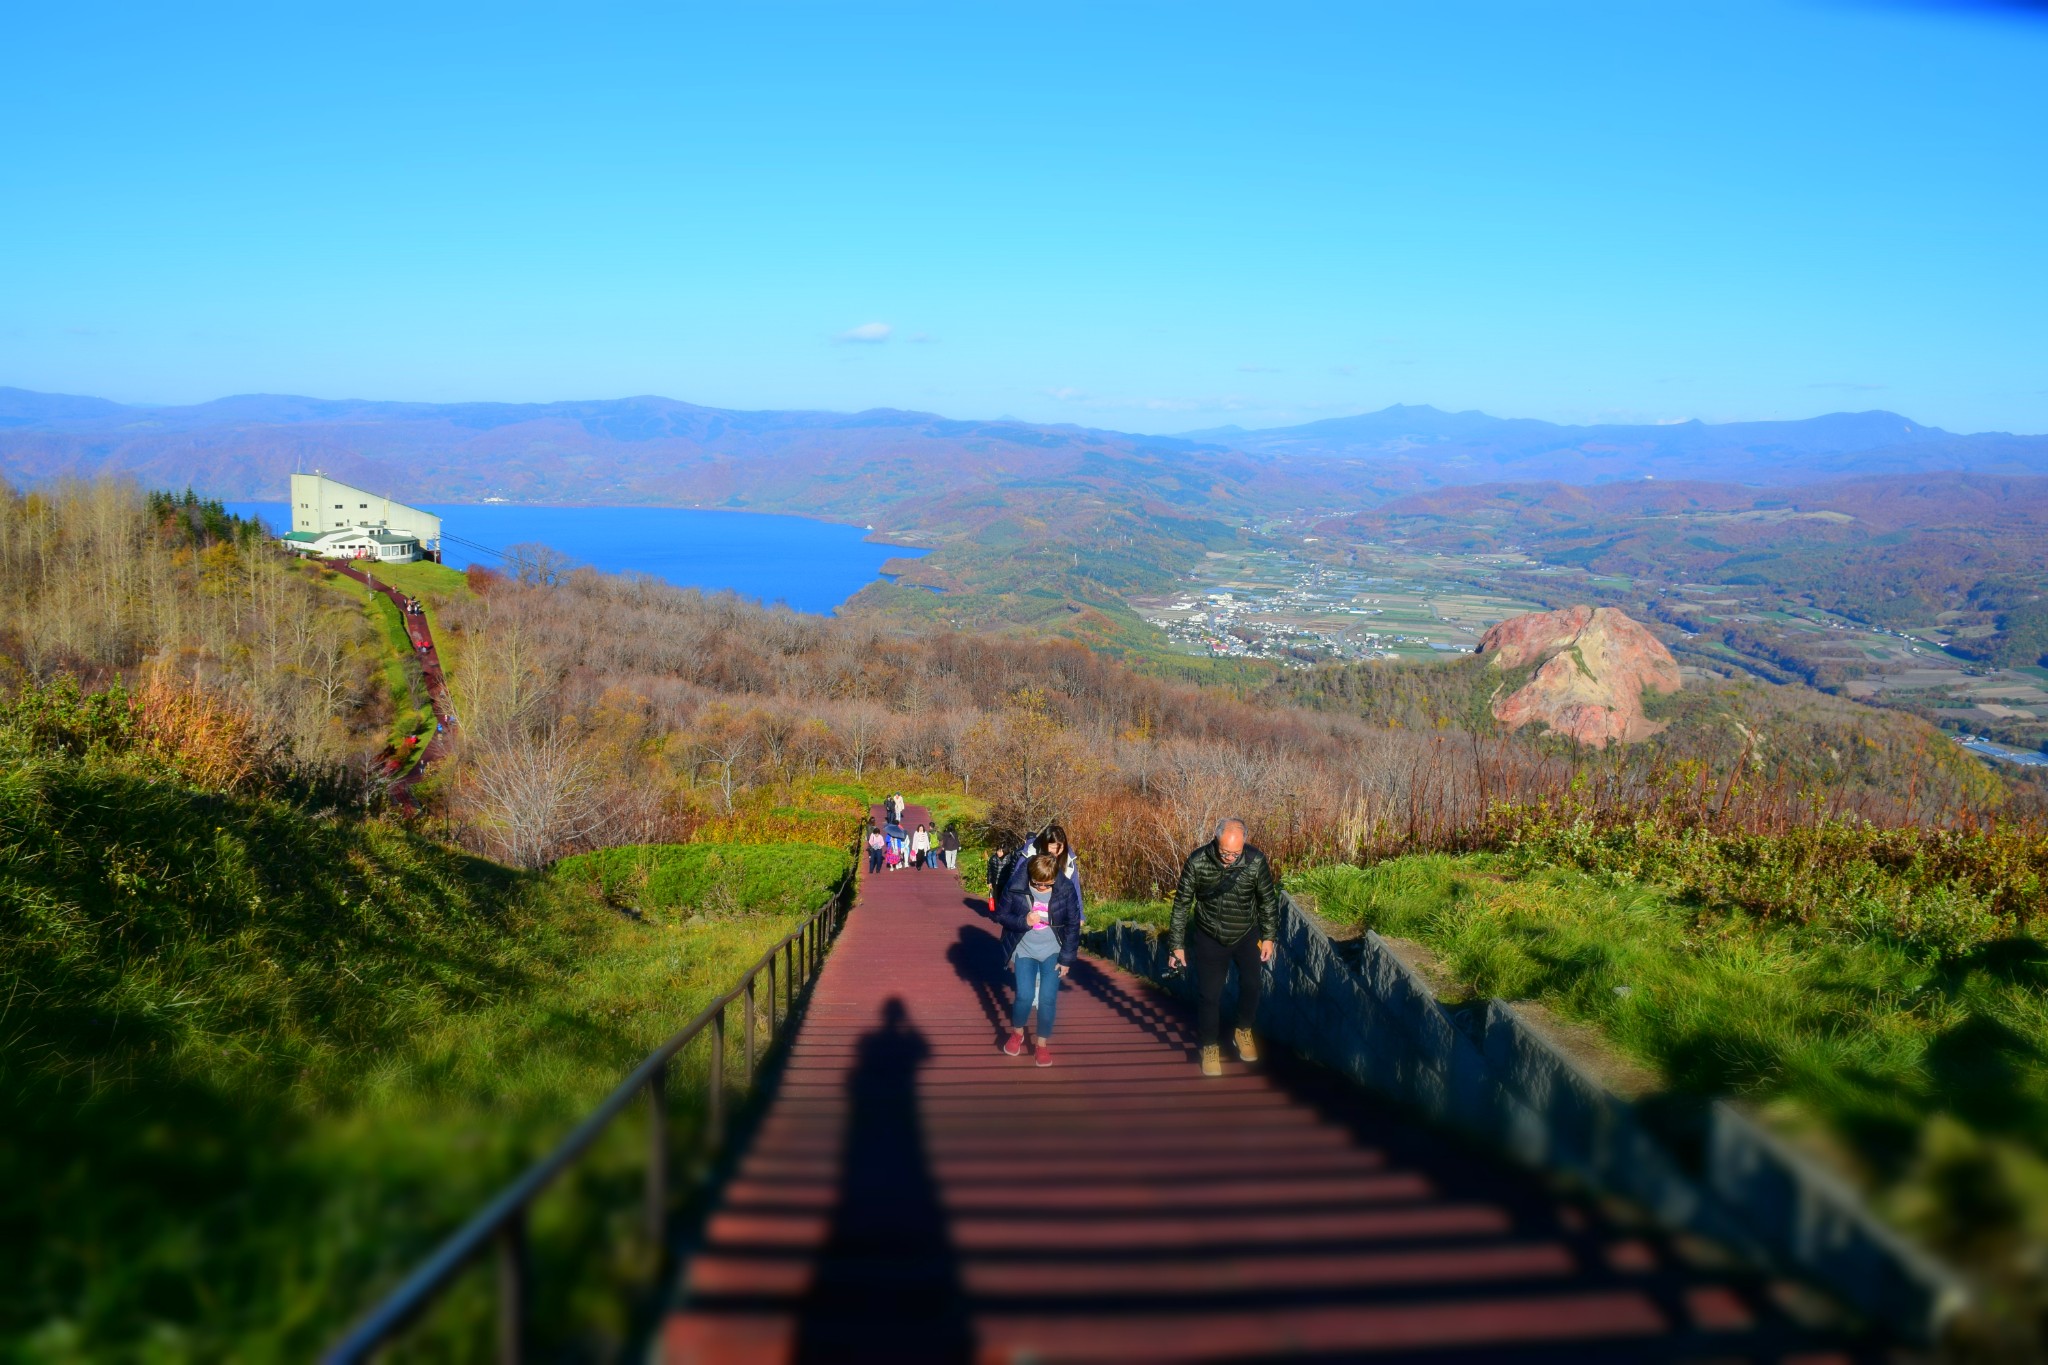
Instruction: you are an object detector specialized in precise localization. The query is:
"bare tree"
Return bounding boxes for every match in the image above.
[505,542,577,587]
[692,721,754,816]
[309,630,355,714]
[843,701,883,782]
[465,726,611,867]
[792,716,834,778]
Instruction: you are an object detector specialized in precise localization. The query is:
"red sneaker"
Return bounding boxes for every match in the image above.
[1034,1041,1053,1067]
[1003,1029,1025,1057]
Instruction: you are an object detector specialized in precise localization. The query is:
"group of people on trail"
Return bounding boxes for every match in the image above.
[866,804,960,875]
[874,795,1280,1078]
[987,817,1275,1075]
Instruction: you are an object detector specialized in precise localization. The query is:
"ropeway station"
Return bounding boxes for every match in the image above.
[277,473,443,564]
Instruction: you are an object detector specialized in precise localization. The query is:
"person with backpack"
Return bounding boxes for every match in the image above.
[994,853,1081,1067]
[1164,818,1280,1077]
[940,825,960,870]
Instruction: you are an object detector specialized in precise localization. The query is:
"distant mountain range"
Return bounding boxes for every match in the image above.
[1184,405,2048,485]
[0,387,1249,517]
[3,387,2045,516]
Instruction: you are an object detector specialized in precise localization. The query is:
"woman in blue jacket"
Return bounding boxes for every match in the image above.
[994,852,1082,1067]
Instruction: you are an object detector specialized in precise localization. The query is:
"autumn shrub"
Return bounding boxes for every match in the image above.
[132,667,272,792]
[1497,805,2045,953]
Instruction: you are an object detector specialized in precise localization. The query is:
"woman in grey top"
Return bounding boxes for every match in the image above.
[993,853,1082,1067]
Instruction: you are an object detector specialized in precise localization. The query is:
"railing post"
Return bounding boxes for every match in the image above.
[767,952,778,1040]
[646,1061,668,1249]
[708,1005,725,1142]
[743,977,757,1082]
[497,1210,528,1365]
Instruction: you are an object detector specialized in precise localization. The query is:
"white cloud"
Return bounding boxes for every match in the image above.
[836,322,892,344]
[1045,386,1088,401]
[907,332,936,344]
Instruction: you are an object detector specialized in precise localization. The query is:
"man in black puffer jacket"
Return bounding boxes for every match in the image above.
[1166,818,1279,1077]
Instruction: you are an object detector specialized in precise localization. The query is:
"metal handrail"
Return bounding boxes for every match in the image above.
[323,879,849,1363]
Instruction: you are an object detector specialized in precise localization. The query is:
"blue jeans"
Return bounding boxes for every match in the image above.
[1010,954,1061,1038]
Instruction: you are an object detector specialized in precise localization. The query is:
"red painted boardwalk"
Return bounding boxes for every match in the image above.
[661,861,1875,1363]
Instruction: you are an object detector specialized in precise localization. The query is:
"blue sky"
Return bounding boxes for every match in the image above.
[2,2,2044,434]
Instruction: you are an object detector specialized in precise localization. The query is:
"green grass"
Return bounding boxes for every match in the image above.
[358,560,474,716]
[359,559,471,601]
[303,560,461,750]
[556,842,850,921]
[304,565,431,751]
[1,723,849,1361]
[1086,896,1172,930]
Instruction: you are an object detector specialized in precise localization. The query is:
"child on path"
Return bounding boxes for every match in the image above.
[985,844,1010,913]
[1001,823,1084,924]
[994,853,1081,1067]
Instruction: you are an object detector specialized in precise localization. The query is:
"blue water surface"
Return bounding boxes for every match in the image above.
[226,502,926,615]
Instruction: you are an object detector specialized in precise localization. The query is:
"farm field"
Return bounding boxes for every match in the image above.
[1131,546,1542,665]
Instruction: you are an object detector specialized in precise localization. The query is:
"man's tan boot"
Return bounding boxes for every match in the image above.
[1234,1028,1259,1063]
[1199,1044,1223,1077]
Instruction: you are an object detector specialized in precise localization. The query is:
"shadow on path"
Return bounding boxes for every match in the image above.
[946,922,1015,1040]
[793,998,970,1364]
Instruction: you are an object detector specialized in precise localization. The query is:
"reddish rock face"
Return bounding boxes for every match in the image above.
[1477,606,1681,747]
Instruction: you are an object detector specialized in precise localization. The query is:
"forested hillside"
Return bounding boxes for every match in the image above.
[425,547,2035,899]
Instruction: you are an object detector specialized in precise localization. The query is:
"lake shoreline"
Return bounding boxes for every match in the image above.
[226,501,931,616]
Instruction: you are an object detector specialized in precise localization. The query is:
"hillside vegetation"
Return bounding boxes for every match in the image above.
[0,681,849,1359]
[0,480,403,779]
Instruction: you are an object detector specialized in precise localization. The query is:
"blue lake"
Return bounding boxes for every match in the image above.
[226,502,927,615]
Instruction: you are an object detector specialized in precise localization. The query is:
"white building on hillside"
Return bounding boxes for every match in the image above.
[278,474,442,563]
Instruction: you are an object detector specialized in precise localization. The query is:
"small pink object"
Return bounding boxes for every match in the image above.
[1003,1030,1025,1057]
